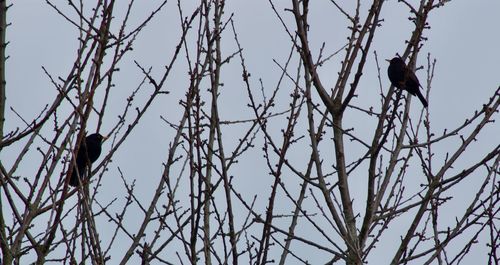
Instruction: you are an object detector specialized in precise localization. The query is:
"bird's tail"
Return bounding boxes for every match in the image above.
[69,166,85,187]
[416,90,428,108]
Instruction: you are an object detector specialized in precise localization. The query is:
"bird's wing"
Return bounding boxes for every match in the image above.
[405,68,420,87]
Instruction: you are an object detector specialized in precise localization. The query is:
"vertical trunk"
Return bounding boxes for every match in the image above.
[0,0,6,143]
[0,2,11,265]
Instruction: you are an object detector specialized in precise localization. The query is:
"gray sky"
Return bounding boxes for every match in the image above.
[3,1,500,264]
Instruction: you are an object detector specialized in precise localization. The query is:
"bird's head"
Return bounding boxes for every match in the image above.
[87,133,109,144]
[386,57,405,66]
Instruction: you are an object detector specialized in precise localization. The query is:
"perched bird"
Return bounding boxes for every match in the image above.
[387,57,428,108]
[70,133,107,187]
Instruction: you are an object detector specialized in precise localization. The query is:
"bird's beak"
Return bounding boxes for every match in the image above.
[102,135,109,142]
[385,59,391,62]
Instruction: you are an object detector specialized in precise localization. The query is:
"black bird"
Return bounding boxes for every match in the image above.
[70,133,107,187]
[387,57,428,108]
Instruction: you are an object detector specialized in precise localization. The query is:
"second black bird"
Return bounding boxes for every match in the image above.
[387,57,428,108]
[70,133,106,187]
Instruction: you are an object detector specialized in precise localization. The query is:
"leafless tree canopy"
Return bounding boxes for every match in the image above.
[0,1,499,265]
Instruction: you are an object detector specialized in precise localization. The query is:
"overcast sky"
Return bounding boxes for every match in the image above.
[3,1,500,264]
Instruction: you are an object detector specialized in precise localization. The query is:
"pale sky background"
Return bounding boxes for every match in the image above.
[2,1,500,264]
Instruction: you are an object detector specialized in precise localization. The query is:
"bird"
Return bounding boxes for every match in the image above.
[69,133,107,187]
[387,57,428,108]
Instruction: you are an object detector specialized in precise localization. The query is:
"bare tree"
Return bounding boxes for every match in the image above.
[0,1,498,265]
